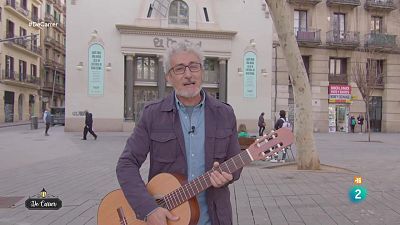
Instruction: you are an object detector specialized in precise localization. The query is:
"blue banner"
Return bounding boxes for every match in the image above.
[243,51,257,98]
[88,44,104,96]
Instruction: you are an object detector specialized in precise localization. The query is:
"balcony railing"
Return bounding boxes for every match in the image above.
[0,70,40,85]
[42,81,65,91]
[327,0,360,7]
[365,33,397,49]
[5,0,43,22]
[329,74,348,84]
[287,0,322,5]
[54,0,63,11]
[365,0,396,11]
[53,40,65,51]
[44,36,55,46]
[31,14,40,22]
[367,73,384,87]
[6,0,30,18]
[54,22,66,32]
[6,32,14,39]
[4,36,42,55]
[45,58,65,69]
[295,27,321,46]
[6,0,16,8]
[326,30,360,48]
[44,13,54,22]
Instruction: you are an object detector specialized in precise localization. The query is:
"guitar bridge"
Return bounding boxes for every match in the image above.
[117,207,128,225]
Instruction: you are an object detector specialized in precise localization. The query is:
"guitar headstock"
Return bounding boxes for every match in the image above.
[246,128,294,161]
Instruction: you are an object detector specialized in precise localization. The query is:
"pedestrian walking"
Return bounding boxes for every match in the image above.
[350,115,356,133]
[43,108,51,136]
[82,110,97,140]
[258,112,265,136]
[357,114,364,133]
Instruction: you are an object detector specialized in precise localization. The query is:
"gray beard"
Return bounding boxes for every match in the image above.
[175,85,202,98]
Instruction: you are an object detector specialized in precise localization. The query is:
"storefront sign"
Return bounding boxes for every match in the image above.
[88,43,104,96]
[328,85,352,103]
[153,37,202,48]
[243,51,257,98]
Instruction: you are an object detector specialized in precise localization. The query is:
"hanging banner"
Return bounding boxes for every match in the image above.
[88,43,104,96]
[243,51,257,98]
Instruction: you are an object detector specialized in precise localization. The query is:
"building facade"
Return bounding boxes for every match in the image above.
[66,0,273,132]
[40,0,66,110]
[0,0,42,123]
[272,0,400,132]
[0,0,66,124]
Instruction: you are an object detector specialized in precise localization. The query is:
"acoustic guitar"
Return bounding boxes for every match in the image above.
[97,128,294,225]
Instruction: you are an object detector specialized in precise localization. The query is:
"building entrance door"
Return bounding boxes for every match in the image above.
[4,91,15,122]
[18,94,23,121]
[369,96,382,132]
[328,104,349,132]
[336,105,348,132]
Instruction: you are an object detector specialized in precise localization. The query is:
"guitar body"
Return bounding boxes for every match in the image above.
[97,173,199,225]
[98,128,294,225]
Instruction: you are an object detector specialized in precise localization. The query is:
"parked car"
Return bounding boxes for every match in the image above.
[50,107,65,126]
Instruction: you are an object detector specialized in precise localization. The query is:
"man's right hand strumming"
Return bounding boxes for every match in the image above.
[146,207,179,225]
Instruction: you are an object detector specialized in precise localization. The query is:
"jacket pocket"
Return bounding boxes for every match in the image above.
[214,129,232,162]
[150,132,178,163]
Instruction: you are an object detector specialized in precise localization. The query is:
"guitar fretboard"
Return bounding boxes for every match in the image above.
[159,150,253,210]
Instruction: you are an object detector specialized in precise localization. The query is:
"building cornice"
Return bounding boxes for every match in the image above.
[116,25,237,40]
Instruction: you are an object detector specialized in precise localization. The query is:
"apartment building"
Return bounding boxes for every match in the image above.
[273,0,400,132]
[40,0,65,110]
[0,0,42,123]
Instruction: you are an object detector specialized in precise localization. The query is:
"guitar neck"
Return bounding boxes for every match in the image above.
[161,150,253,210]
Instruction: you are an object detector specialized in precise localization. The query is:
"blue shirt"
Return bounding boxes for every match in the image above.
[175,91,210,225]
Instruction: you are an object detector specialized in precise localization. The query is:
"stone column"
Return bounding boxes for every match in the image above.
[157,55,165,98]
[125,55,134,120]
[219,58,227,102]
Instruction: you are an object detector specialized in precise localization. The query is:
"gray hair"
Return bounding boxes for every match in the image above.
[163,41,204,73]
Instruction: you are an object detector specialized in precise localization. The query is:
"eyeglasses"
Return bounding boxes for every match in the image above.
[168,62,202,75]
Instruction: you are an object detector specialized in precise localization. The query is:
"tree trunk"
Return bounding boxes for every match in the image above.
[366,102,371,142]
[265,0,320,169]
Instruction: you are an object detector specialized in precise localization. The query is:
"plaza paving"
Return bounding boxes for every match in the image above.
[0,124,399,225]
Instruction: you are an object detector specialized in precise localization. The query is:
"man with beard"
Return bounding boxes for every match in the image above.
[116,42,242,225]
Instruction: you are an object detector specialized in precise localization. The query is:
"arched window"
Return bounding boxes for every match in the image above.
[168,0,189,25]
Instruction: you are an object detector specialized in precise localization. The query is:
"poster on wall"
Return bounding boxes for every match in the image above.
[243,51,257,98]
[88,43,104,96]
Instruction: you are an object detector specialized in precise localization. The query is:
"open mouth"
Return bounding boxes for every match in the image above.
[183,82,196,86]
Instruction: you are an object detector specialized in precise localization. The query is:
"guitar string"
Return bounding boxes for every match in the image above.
[161,133,286,209]
[162,142,283,209]
[161,135,282,209]
[162,152,254,209]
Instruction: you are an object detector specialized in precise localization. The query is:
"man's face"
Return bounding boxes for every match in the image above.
[166,51,203,98]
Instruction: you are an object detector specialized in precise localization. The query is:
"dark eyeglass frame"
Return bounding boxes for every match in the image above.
[168,62,202,75]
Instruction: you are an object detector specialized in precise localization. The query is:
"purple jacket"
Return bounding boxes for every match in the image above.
[116,91,242,225]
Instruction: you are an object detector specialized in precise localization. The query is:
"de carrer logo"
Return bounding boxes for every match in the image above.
[25,188,62,210]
